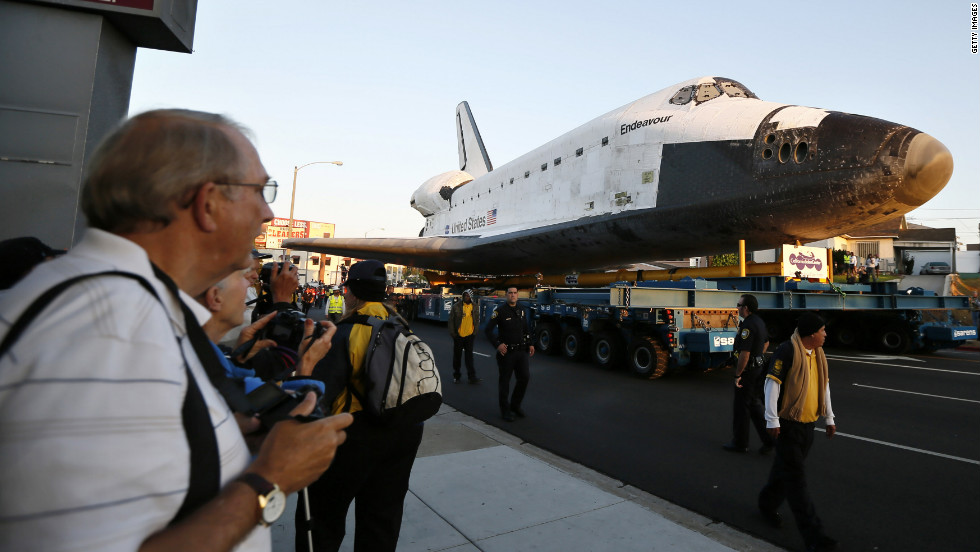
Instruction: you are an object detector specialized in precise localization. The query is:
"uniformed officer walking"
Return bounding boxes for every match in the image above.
[724,294,776,454]
[484,286,535,422]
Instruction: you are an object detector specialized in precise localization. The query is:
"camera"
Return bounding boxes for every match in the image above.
[259,261,285,291]
[246,382,324,428]
[257,309,326,352]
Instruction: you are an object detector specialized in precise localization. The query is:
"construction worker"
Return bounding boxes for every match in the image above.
[327,287,345,323]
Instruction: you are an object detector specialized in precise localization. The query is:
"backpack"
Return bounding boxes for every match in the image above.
[341,312,442,425]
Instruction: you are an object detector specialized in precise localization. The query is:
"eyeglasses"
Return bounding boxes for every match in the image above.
[217,179,278,203]
[736,303,745,307]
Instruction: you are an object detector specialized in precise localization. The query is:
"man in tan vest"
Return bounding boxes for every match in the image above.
[758,312,838,552]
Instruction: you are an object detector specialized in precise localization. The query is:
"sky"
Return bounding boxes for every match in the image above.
[129,0,980,246]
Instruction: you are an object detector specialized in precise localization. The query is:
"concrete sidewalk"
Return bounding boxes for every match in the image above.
[271,405,783,552]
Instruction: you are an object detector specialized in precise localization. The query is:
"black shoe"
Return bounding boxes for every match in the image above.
[759,507,782,528]
[468,378,482,384]
[453,377,460,384]
[759,443,775,455]
[502,411,516,422]
[722,442,748,453]
[806,535,838,552]
[511,406,526,418]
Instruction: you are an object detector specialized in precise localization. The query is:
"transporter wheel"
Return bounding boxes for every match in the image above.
[627,335,669,379]
[591,331,625,370]
[535,321,561,355]
[831,322,859,348]
[561,327,590,361]
[875,323,910,354]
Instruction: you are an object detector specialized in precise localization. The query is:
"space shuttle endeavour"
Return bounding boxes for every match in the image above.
[285,76,953,275]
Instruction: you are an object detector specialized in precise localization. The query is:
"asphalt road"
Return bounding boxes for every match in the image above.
[412,319,980,552]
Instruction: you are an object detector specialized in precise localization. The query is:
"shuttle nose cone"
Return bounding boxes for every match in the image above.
[896,133,953,207]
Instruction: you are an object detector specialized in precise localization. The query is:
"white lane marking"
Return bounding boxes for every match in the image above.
[852,383,980,404]
[475,352,492,358]
[824,356,978,376]
[827,354,925,363]
[818,429,980,466]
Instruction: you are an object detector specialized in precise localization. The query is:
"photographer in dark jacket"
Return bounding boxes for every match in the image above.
[301,260,424,552]
[484,287,534,422]
[251,259,300,322]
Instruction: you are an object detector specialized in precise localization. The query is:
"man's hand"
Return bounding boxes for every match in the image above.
[269,260,299,304]
[496,343,508,355]
[734,374,743,388]
[826,425,836,439]
[247,393,353,495]
[767,427,780,439]
[235,412,265,454]
[234,312,277,363]
[139,394,352,552]
[295,319,336,376]
[528,345,535,357]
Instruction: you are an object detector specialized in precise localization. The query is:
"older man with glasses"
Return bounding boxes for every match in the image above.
[0,109,351,552]
[723,294,775,455]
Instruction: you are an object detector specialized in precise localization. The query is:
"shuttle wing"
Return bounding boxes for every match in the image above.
[284,235,481,270]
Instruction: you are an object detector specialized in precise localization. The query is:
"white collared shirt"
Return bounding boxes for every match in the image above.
[0,229,268,551]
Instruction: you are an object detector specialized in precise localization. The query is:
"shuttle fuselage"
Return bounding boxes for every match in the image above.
[287,76,952,274]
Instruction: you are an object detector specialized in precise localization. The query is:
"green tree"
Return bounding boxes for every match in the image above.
[709,253,739,267]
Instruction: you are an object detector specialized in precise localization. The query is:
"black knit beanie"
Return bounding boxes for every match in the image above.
[797,312,825,337]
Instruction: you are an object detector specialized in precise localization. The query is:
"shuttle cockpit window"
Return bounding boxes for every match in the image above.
[695,83,722,103]
[669,85,696,105]
[670,79,759,106]
[716,79,758,99]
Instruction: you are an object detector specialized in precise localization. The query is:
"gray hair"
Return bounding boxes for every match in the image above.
[81,109,251,233]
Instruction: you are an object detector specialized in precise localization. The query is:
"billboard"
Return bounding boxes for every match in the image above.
[255,218,334,249]
[782,245,828,279]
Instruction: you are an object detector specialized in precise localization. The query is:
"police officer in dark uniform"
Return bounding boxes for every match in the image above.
[484,286,535,422]
[723,294,776,453]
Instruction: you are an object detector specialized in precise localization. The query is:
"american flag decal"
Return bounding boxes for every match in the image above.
[487,209,497,225]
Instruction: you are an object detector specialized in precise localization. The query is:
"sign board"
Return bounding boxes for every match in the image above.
[782,245,828,279]
[27,0,198,52]
[256,218,336,249]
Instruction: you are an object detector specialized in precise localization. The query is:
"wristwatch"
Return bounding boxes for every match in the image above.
[237,472,286,527]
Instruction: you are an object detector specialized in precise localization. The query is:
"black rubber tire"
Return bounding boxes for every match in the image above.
[535,321,561,355]
[561,326,590,361]
[591,330,625,370]
[831,323,860,348]
[875,324,911,354]
[627,335,669,379]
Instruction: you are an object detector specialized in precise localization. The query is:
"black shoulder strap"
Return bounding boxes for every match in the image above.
[151,265,251,414]
[0,271,153,356]
[0,270,221,525]
[339,313,374,412]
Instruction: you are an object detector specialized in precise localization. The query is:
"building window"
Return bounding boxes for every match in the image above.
[554,157,561,166]
[601,137,608,146]
[857,241,879,260]
[576,147,584,157]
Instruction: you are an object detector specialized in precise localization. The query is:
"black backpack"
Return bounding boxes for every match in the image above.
[340,312,442,425]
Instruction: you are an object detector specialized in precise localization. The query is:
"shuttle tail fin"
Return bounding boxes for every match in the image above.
[456,101,493,177]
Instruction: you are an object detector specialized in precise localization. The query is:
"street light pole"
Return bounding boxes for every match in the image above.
[286,160,343,255]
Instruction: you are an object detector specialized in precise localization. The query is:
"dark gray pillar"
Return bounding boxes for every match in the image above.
[0,0,136,249]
